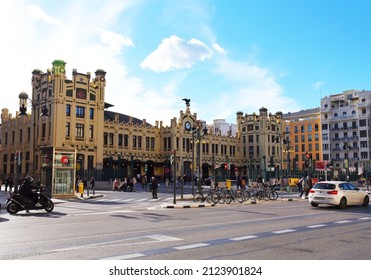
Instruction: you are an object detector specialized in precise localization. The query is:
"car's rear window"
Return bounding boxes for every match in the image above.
[312,183,336,190]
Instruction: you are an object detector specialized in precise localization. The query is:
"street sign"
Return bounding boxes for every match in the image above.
[315,161,326,170]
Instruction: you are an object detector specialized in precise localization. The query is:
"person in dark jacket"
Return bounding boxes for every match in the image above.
[151,177,158,199]
[19,176,41,204]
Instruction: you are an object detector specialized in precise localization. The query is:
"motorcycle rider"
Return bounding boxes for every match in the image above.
[19,176,41,206]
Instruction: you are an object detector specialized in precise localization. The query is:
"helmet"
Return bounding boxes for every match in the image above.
[24,176,34,184]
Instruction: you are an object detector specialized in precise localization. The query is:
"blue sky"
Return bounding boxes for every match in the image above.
[1,0,371,125]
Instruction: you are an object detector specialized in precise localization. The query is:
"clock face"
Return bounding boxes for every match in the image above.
[185,121,191,131]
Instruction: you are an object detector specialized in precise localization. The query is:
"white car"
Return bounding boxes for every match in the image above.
[308,181,369,209]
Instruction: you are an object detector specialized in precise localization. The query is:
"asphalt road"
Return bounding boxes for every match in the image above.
[1,190,370,260]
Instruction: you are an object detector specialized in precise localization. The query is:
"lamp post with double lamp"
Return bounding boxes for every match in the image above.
[18,92,49,188]
[191,124,208,193]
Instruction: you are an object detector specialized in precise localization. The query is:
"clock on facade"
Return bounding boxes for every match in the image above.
[185,121,192,131]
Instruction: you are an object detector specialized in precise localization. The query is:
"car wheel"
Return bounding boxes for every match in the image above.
[361,196,369,207]
[311,202,319,207]
[339,197,347,209]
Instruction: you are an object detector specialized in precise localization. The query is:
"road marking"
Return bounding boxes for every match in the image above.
[100,253,146,260]
[137,198,149,202]
[307,224,327,228]
[69,209,135,216]
[335,220,352,224]
[230,235,258,241]
[272,229,296,234]
[358,217,371,220]
[147,234,182,241]
[174,243,209,250]
[53,234,180,253]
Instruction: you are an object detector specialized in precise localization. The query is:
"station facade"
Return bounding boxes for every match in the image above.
[3,60,283,196]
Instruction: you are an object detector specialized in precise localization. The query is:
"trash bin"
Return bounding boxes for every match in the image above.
[78,182,84,194]
[226,180,232,190]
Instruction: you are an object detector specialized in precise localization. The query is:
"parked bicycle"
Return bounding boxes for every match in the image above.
[250,183,278,201]
[193,187,215,203]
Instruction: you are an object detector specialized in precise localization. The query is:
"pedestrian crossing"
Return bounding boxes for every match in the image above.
[89,196,173,205]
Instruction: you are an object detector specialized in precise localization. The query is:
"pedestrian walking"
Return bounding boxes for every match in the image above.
[88,177,95,195]
[120,177,128,191]
[128,176,136,192]
[112,178,120,191]
[75,175,81,192]
[4,177,10,192]
[151,176,158,199]
[141,175,147,191]
[300,176,309,198]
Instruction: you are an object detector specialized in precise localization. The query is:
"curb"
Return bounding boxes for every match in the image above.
[162,203,215,209]
[73,193,104,201]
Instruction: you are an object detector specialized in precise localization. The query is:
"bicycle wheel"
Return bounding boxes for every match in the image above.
[263,189,270,201]
[244,190,251,200]
[205,193,213,203]
[211,192,220,204]
[256,190,264,200]
[235,190,245,203]
[269,190,279,200]
[193,193,203,203]
[224,190,233,204]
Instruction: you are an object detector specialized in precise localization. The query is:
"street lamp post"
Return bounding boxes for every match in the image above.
[18,92,49,180]
[191,124,208,193]
[344,142,350,181]
[191,128,196,195]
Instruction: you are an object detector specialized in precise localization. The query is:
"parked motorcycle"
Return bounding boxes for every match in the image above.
[6,185,54,215]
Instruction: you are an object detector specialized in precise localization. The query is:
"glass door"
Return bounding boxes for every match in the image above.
[54,169,74,195]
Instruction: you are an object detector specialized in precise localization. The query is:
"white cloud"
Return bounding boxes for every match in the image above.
[202,58,300,121]
[27,5,62,26]
[140,35,213,72]
[212,43,226,54]
[96,28,134,53]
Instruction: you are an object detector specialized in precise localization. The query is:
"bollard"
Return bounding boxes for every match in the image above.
[79,182,84,197]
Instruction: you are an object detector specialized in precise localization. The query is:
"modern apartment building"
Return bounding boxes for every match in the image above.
[283,108,322,172]
[320,89,371,175]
